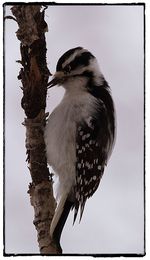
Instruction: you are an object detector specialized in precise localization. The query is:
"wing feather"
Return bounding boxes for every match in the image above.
[74,100,110,221]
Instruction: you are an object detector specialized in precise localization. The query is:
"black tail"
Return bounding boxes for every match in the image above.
[52,199,73,250]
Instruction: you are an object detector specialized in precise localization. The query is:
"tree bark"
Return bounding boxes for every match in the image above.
[11,5,61,254]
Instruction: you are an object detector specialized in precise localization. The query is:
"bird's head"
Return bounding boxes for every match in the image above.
[48,47,103,90]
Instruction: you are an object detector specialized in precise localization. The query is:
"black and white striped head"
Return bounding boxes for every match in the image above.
[48,47,103,89]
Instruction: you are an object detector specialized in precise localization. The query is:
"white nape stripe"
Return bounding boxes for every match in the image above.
[62,48,89,69]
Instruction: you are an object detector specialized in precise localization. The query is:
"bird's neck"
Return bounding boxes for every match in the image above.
[62,76,88,93]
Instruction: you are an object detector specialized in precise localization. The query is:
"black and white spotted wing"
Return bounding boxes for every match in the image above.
[73,103,113,223]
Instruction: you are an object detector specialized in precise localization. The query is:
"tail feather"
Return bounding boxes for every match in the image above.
[79,199,86,222]
[50,192,68,238]
[50,192,73,246]
[73,202,79,224]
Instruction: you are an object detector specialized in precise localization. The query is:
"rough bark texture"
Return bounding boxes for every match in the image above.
[11,5,61,254]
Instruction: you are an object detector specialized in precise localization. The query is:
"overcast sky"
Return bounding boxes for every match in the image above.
[4,4,144,255]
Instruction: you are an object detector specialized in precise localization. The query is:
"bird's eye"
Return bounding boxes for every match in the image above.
[64,65,71,74]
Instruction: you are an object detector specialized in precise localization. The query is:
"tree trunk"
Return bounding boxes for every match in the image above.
[11,5,61,254]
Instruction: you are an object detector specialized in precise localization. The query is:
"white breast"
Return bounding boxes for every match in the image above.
[44,87,98,196]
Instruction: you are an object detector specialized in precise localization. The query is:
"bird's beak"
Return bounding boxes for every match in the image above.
[47,71,66,88]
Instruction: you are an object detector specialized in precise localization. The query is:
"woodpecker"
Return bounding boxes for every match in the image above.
[44,47,116,247]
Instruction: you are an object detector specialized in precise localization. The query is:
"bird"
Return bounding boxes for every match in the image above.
[44,47,116,248]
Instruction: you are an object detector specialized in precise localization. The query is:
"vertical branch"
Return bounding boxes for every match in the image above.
[11,5,61,254]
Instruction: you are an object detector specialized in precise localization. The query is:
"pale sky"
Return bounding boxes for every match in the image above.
[4,4,144,255]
